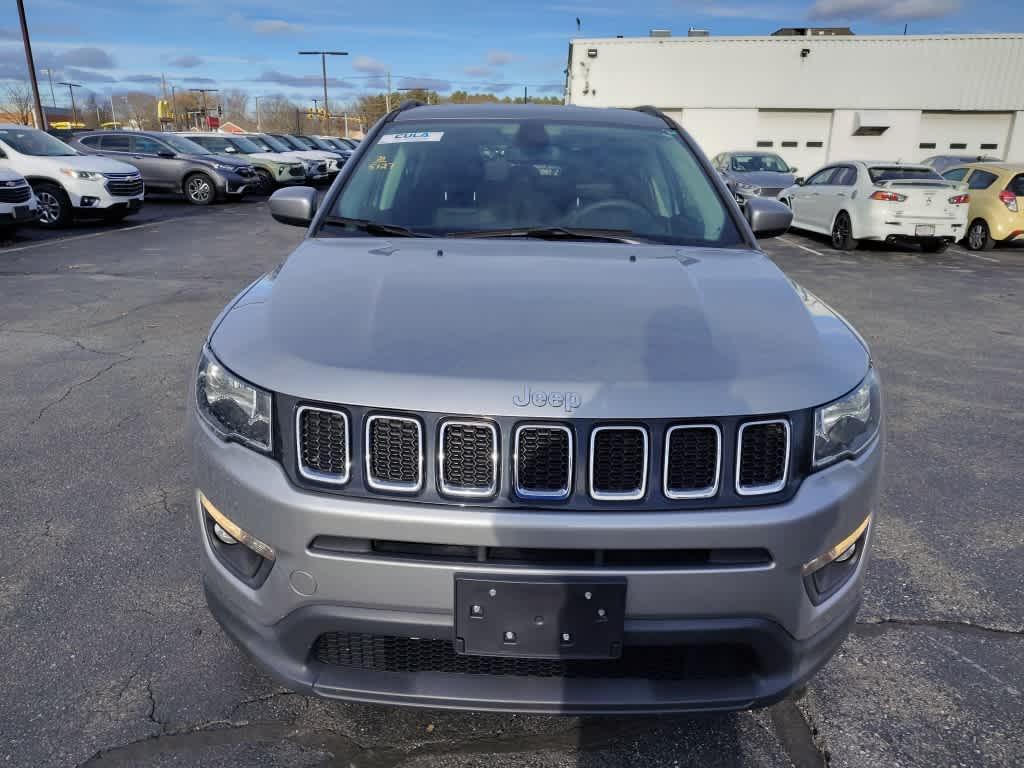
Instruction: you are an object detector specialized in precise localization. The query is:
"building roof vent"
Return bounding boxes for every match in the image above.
[649,28,672,37]
[852,111,891,136]
[687,27,709,37]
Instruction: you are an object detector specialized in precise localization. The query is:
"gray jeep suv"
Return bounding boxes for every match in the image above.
[190,104,883,714]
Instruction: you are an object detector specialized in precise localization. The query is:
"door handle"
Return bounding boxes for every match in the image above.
[132,155,144,159]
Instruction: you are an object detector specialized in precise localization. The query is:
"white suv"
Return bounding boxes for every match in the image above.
[0,124,144,227]
[0,168,39,238]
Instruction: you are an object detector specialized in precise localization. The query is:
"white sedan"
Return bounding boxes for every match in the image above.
[779,161,969,252]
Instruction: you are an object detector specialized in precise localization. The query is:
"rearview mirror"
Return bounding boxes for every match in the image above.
[269,186,318,227]
[745,197,792,239]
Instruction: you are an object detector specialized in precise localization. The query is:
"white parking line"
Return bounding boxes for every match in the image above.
[778,236,825,257]
[963,251,999,263]
[0,214,207,255]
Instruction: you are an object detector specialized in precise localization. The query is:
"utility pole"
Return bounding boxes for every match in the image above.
[385,70,392,112]
[42,67,56,108]
[15,0,45,129]
[58,81,82,126]
[189,88,218,129]
[170,85,178,130]
[109,94,117,128]
[343,112,349,137]
[524,85,528,104]
[255,96,261,131]
[298,51,347,134]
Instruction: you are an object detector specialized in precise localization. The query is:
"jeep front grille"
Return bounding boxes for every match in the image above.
[514,425,572,500]
[297,406,349,484]
[664,425,721,499]
[366,415,423,492]
[589,426,648,501]
[736,420,790,495]
[439,420,498,498]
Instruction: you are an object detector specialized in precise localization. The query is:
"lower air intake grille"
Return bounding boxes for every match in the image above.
[297,406,349,484]
[440,421,497,497]
[665,425,720,498]
[366,415,422,492]
[313,633,758,681]
[737,420,789,495]
[590,427,647,500]
[514,425,572,499]
[0,185,32,203]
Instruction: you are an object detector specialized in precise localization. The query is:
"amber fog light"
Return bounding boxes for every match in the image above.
[803,515,870,605]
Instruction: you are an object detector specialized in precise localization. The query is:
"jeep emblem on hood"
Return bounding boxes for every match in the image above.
[513,384,581,413]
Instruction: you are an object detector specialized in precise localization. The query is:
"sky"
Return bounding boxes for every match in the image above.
[0,0,1017,109]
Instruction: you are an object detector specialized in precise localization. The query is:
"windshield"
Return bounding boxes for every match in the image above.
[292,136,319,149]
[273,134,307,150]
[230,136,263,153]
[869,166,942,183]
[0,128,77,156]
[162,134,211,155]
[330,119,742,246]
[251,134,286,152]
[730,154,790,173]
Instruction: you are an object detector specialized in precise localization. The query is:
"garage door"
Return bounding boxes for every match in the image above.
[755,110,833,178]
[918,112,1012,159]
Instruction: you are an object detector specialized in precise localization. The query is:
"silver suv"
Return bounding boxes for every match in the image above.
[190,104,883,714]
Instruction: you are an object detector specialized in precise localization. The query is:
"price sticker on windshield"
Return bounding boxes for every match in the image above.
[378,131,444,144]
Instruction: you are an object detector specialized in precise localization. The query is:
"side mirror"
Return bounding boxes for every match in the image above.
[157,150,175,158]
[224,147,236,153]
[745,197,792,239]
[789,166,798,173]
[269,186,318,227]
[794,177,805,186]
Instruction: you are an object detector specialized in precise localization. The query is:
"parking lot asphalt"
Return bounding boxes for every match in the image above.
[0,203,1021,768]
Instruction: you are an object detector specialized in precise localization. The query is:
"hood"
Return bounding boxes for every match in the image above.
[196,153,252,169]
[290,149,339,161]
[248,152,300,165]
[211,239,869,419]
[45,154,141,174]
[0,168,26,182]
[730,170,795,188]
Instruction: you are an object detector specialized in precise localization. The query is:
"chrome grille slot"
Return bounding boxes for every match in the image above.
[589,426,648,501]
[296,406,349,484]
[736,419,790,495]
[664,425,721,499]
[366,415,423,492]
[439,420,497,498]
[103,172,143,197]
[514,425,572,500]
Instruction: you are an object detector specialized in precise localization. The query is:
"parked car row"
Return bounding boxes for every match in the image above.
[713,148,1022,253]
[0,123,362,232]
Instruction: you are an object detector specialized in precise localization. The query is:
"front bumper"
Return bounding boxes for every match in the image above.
[192,410,882,713]
[65,183,143,211]
[0,201,39,224]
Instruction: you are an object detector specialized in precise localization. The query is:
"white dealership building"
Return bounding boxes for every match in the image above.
[565,32,1024,172]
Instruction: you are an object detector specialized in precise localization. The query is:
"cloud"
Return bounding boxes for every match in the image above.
[255,69,354,88]
[251,18,305,34]
[397,77,452,93]
[58,47,116,69]
[122,74,164,84]
[701,3,790,18]
[169,55,204,69]
[484,82,515,93]
[808,0,959,19]
[487,50,521,66]
[0,28,19,41]
[184,76,217,84]
[545,3,629,15]
[352,55,388,75]
[536,83,564,94]
[63,67,118,83]
[463,65,495,77]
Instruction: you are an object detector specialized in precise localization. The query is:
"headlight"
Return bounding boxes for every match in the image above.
[734,181,761,195]
[212,163,235,172]
[813,367,881,469]
[60,168,104,181]
[196,348,273,452]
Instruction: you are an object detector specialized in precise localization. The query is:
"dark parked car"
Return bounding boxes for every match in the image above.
[920,154,1001,174]
[70,131,258,205]
[711,151,798,205]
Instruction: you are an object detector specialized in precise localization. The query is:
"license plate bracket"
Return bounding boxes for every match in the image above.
[455,575,626,659]
[915,224,935,236]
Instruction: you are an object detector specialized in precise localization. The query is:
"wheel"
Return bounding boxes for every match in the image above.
[830,211,858,251]
[254,169,275,194]
[964,219,995,251]
[183,173,215,206]
[920,239,949,254]
[34,182,73,227]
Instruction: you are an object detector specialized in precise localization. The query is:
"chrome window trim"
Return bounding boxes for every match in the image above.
[438,419,499,499]
[513,423,573,501]
[735,419,790,496]
[295,405,351,486]
[663,424,722,500]
[365,414,424,493]
[589,425,649,502]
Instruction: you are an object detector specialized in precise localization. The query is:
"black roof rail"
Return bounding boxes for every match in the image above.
[382,99,425,124]
[632,105,676,129]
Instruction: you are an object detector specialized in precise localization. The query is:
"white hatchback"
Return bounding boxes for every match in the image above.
[780,162,969,252]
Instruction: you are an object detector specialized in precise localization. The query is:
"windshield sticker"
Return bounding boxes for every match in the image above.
[368,154,394,171]
[378,131,444,144]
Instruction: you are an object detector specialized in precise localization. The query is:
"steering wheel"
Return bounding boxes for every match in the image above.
[567,198,655,229]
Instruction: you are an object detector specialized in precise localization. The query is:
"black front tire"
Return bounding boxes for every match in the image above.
[254,169,275,194]
[830,211,858,251]
[964,219,995,251]
[34,182,73,228]
[184,173,216,206]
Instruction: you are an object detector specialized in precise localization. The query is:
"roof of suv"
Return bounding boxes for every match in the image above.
[390,103,665,128]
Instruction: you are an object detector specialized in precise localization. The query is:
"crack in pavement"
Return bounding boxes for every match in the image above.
[854,617,1024,639]
[29,357,133,427]
[770,698,827,768]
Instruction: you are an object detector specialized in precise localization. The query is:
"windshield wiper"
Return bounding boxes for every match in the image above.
[322,216,431,238]
[448,226,640,244]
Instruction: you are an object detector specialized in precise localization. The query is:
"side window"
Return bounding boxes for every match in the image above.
[942,168,968,182]
[833,166,857,186]
[806,167,837,186]
[1009,174,1024,197]
[100,134,131,151]
[133,136,165,155]
[967,170,997,190]
[80,135,101,148]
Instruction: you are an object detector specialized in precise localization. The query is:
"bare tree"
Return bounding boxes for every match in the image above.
[221,88,250,127]
[4,82,36,125]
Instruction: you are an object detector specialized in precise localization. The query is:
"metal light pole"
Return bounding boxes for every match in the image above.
[298,51,347,134]
[170,85,178,130]
[42,67,57,108]
[190,88,218,129]
[15,0,45,129]
[254,96,261,131]
[58,81,82,126]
